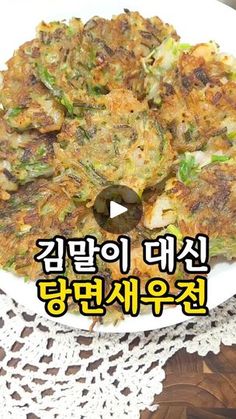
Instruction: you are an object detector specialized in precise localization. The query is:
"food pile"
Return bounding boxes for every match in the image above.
[0,10,235,321]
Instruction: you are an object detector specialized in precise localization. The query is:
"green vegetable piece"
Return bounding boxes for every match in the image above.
[8,107,23,118]
[19,162,54,182]
[166,224,183,241]
[37,64,74,115]
[230,72,236,81]
[37,145,47,157]
[67,25,75,36]
[4,256,15,270]
[61,95,74,116]
[37,64,56,92]
[211,155,231,163]
[178,43,192,51]
[178,154,200,185]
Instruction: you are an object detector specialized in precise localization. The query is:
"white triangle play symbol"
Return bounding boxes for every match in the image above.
[110,201,128,219]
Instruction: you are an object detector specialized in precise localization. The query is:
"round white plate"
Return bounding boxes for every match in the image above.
[0,0,235,333]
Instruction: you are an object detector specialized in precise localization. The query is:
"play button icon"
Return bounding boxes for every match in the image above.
[93,185,143,234]
[110,201,128,219]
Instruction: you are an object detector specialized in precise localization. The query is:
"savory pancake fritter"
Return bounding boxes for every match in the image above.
[0,118,55,198]
[170,160,236,253]
[0,176,180,299]
[144,41,236,153]
[35,12,178,109]
[145,159,236,260]
[54,95,174,204]
[0,178,91,279]
[0,12,178,128]
[0,40,65,132]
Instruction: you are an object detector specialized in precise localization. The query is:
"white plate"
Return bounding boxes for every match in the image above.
[0,0,236,333]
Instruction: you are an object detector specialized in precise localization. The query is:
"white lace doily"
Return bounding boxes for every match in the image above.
[0,287,236,419]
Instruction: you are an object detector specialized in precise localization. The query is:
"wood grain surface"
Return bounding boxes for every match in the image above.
[141,344,236,419]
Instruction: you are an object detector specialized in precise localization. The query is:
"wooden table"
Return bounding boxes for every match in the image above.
[141,344,236,418]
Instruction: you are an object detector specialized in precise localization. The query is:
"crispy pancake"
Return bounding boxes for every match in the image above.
[0,176,180,299]
[144,159,236,259]
[0,40,65,132]
[162,161,236,259]
[35,12,178,110]
[0,117,56,198]
[54,92,174,205]
[0,178,93,279]
[0,12,178,129]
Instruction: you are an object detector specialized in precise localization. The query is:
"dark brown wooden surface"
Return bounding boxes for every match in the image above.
[141,344,236,419]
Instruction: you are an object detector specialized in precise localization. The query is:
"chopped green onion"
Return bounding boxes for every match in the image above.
[60,95,74,115]
[178,154,200,185]
[211,155,231,163]
[211,154,230,163]
[37,64,74,115]
[179,43,191,51]
[19,162,54,182]
[166,224,183,241]
[8,107,23,118]
[37,64,57,92]
[227,131,236,140]
[37,145,47,157]
[3,256,15,270]
[67,26,75,36]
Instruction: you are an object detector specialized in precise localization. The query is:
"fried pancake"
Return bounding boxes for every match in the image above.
[0,12,178,129]
[0,40,65,132]
[0,118,56,198]
[144,41,236,153]
[0,176,179,298]
[163,161,236,260]
[0,178,92,279]
[54,92,174,205]
[35,12,178,109]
